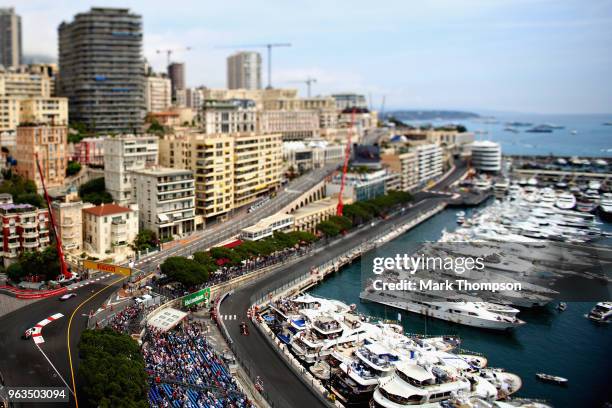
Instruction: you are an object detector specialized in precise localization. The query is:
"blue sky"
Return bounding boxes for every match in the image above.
[8,0,612,114]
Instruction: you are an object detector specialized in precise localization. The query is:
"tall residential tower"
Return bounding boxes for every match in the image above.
[0,8,22,68]
[227,51,262,90]
[58,7,145,133]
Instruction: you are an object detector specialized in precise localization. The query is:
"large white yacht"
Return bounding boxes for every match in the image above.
[361,288,525,330]
[370,362,497,408]
[555,192,576,209]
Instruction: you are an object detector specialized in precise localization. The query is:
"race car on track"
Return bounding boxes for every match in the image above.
[59,293,77,301]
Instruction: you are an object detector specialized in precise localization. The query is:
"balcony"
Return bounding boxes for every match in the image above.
[23,241,39,249]
[7,241,20,249]
[39,236,50,244]
[21,222,37,229]
[23,231,38,239]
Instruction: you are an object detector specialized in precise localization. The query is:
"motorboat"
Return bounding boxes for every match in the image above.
[598,192,612,221]
[535,373,568,385]
[587,302,612,322]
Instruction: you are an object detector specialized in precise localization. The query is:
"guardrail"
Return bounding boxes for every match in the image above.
[0,285,67,299]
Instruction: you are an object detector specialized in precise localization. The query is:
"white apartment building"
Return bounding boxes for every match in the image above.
[19,97,68,125]
[283,141,344,171]
[259,110,320,141]
[145,75,171,113]
[470,140,501,172]
[416,144,444,184]
[199,99,257,134]
[227,51,262,90]
[331,93,368,111]
[103,135,159,205]
[131,167,196,240]
[82,203,139,260]
[0,69,53,98]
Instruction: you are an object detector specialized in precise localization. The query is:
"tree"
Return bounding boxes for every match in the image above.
[0,173,45,208]
[78,177,113,205]
[316,221,341,237]
[160,257,209,287]
[132,230,158,252]
[327,215,353,231]
[6,262,25,282]
[78,328,148,408]
[147,119,166,135]
[66,161,82,177]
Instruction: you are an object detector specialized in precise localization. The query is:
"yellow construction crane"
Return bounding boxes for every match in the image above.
[218,43,291,89]
[156,46,192,67]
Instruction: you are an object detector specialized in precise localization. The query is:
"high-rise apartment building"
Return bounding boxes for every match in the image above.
[0,8,21,68]
[58,7,145,133]
[14,125,67,191]
[131,167,195,239]
[159,132,282,221]
[168,62,185,101]
[144,74,171,113]
[227,52,262,90]
[103,135,158,205]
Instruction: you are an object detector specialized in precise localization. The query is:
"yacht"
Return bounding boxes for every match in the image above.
[493,180,509,199]
[361,289,525,330]
[598,192,612,221]
[441,396,553,408]
[555,192,576,210]
[370,362,497,408]
[588,180,601,190]
[587,302,612,322]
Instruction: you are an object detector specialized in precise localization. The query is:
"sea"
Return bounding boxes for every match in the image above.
[310,114,612,408]
[398,112,612,158]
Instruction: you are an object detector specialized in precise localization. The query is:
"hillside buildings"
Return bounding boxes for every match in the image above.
[0,203,50,266]
[0,8,21,68]
[58,7,145,133]
[227,51,262,90]
[51,191,91,253]
[331,93,367,110]
[103,135,158,205]
[131,167,195,239]
[416,143,444,184]
[168,62,185,102]
[71,137,105,166]
[381,148,419,191]
[14,125,67,191]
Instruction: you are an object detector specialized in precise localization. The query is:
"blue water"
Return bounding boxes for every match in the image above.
[402,112,612,158]
[310,206,612,408]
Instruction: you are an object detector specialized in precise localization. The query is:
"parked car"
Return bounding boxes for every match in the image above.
[135,294,153,304]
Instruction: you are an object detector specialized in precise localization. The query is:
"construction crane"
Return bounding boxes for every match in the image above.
[336,108,356,216]
[35,153,71,280]
[156,46,192,67]
[218,43,291,89]
[287,77,317,97]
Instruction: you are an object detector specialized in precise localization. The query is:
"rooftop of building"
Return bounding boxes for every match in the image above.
[241,213,294,234]
[82,203,131,217]
[291,197,338,217]
[131,166,193,177]
[0,203,38,214]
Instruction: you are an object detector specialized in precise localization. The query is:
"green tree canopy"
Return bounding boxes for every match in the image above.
[66,161,82,177]
[316,221,341,237]
[160,257,209,287]
[132,229,158,252]
[78,177,113,205]
[0,172,45,208]
[78,328,148,408]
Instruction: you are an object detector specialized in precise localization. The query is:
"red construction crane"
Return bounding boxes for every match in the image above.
[336,108,356,216]
[35,153,71,279]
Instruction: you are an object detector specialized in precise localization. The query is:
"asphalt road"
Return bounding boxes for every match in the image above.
[0,274,126,408]
[218,162,467,408]
[132,162,341,273]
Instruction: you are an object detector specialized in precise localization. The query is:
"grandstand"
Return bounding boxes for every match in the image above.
[143,323,254,408]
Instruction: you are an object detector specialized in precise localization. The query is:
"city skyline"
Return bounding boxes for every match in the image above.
[6,0,612,114]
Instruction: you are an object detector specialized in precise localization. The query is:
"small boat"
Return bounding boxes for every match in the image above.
[536,373,568,385]
[570,130,577,135]
[556,302,567,311]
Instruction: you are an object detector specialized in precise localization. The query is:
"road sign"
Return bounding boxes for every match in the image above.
[183,287,211,307]
[82,260,131,276]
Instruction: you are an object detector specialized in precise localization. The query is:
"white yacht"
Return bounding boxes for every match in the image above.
[370,362,497,408]
[555,192,576,210]
[587,302,612,322]
[361,288,525,330]
[599,192,612,221]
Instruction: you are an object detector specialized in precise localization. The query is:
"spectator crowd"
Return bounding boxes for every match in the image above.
[143,322,254,408]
